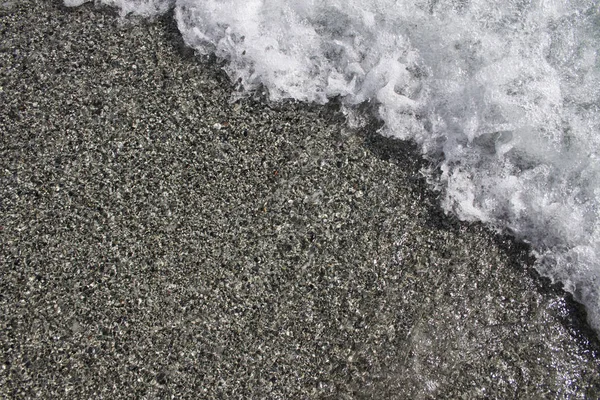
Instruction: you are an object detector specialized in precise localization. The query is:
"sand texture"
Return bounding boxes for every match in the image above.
[1,1,599,398]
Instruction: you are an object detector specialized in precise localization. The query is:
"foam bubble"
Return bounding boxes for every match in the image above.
[64,0,173,16]
[64,0,91,6]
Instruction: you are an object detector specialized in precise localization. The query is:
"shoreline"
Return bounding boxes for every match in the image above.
[1,1,600,398]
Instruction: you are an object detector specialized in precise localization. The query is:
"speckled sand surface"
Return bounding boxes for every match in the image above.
[1,1,600,398]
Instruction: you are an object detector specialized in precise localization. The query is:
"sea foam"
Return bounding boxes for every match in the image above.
[67,0,600,334]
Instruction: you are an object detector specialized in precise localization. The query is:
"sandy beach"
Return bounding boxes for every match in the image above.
[1,1,599,398]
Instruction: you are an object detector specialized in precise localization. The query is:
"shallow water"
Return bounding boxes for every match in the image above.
[67,0,600,334]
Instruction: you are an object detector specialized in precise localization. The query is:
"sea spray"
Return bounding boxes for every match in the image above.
[66,0,600,334]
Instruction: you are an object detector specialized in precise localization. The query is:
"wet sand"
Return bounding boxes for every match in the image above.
[1,1,599,398]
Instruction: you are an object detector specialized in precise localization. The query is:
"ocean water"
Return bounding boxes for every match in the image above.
[66,0,600,334]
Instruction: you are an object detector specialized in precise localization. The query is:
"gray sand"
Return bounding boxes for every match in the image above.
[1,1,599,398]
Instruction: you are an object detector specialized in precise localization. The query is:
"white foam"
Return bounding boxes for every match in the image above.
[65,0,600,334]
[65,0,173,16]
[64,0,90,6]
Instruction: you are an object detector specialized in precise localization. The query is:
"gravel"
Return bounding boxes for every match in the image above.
[1,1,599,398]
